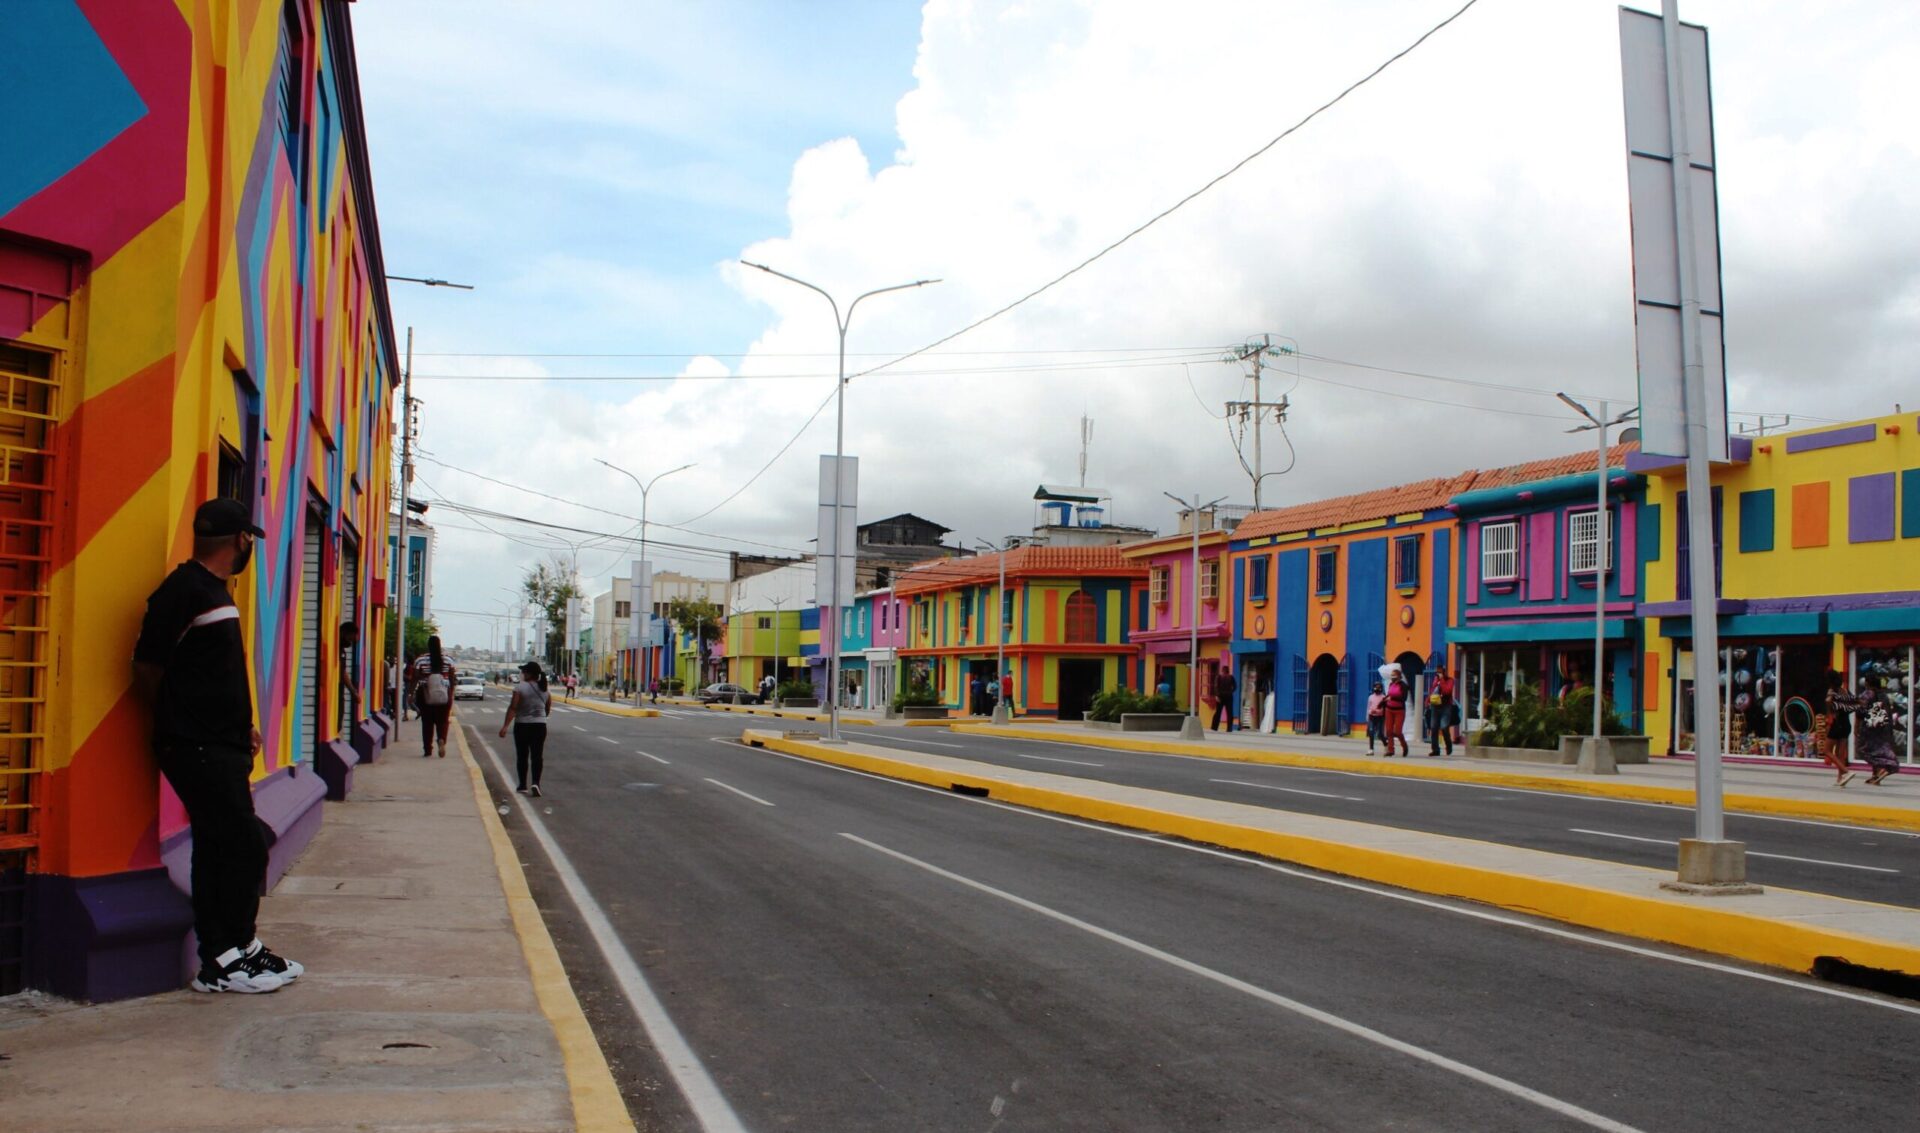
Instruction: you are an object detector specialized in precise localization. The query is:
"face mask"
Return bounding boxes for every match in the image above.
[232,535,255,575]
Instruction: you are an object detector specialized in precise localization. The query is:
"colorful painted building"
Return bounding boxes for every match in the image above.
[1228,475,1470,736]
[1446,446,1646,730]
[1637,412,1919,764]
[863,588,907,709]
[0,1,400,999]
[1118,510,1238,711]
[895,547,1148,719]
[724,606,804,690]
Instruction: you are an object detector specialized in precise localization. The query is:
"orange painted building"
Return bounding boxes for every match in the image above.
[1227,475,1474,735]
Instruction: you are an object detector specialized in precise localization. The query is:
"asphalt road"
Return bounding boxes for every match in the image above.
[460,693,1919,1132]
[843,725,1920,906]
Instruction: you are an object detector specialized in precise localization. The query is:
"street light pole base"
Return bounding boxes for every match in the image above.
[1660,839,1762,895]
[1179,716,1207,740]
[990,703,1011,725]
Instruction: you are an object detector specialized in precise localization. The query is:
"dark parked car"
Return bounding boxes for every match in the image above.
[696,682,753,704]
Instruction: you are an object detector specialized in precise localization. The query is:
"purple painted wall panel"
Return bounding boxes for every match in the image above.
[1786,422,1878,454]
[1849,472,1896,543]
[1526,513,1556,601]
[1465,522,1480,604]
[1618,502,1637,597]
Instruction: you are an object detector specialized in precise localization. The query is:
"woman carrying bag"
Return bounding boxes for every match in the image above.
[499,660,553,797]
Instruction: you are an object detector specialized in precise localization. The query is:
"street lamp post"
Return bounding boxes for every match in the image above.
[1557,394,1636,769]
[384,273,472,727]
[597,459,694,699]
[769,595,789,703]
[975,538,1012,723]
[741,261,940,743]
[1166,492,1227,740]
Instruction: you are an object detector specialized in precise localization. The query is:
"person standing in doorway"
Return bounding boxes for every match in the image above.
[1211,667,1238,732]
[413,635,454,758]
[1426,664,1457,757]
[970,674,986,716]
[499,660,552,796]
[1382,666,1412,756]
[132,498,302,994]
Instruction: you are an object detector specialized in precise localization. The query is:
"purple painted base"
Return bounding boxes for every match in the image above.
[316,738,360,800]
[160,764,327,906]
[25,868,194,1002]
[372,709,394,745]
[350,716,382,764]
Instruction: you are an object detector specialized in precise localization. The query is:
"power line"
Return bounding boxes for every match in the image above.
[412,345,1217,359]
[837,0,1487,386]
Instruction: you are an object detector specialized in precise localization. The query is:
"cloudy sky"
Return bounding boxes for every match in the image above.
[352,0,1920,649]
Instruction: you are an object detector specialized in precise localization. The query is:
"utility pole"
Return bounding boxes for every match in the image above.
[1223,334,1296,510]
[390,326,415,725]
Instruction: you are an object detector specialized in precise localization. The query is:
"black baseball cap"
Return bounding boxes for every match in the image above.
[520,660,543,677]
[194,498,266,538]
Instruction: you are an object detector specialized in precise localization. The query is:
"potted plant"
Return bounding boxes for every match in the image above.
[1467,686,1646,766]
[893,678,946,720]
[776,679,818,709]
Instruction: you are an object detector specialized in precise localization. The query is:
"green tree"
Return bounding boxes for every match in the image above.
[667,596,725,650]
[521,555,583,669]
[385,614,439,666]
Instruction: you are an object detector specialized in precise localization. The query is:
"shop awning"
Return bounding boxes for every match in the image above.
[1658,613,1825,639]
[1231,639,1276,655]
[1830,607,1920,635]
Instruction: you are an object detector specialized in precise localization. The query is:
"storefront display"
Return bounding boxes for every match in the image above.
[1850,644,1916,764]
[1673,641,1831,759]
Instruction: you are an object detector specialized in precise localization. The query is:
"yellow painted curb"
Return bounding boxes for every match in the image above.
[954,724,1920,834]
[456,726,636,1133]
[745,728,1920,980]
[700,702,876,725]
[567,698,662,719]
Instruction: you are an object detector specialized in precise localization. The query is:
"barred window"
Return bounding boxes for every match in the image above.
[1482,522,1519,582]
[1569,510,1611,574]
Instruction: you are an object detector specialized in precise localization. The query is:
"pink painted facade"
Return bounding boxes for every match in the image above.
[1120,529,1231,710]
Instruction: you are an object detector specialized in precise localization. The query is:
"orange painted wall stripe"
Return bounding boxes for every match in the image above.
[1790,481,1830,548]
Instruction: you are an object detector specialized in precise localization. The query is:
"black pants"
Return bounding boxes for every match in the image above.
[1211,695,1235,731]
[1425,705,1455,753]
[158,743,269,968]
[514,722,547,789]
[419,702,451,751]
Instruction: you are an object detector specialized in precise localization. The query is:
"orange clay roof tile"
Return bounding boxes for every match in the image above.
[893,544,1145,595]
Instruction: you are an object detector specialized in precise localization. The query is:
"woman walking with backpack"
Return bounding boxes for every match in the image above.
[413,635,456,758]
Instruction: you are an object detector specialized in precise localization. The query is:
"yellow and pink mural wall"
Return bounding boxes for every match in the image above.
[0,0,398,1000]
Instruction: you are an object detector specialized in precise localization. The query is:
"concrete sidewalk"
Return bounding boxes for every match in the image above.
[949,720,1920,832]
[0,725,631,1132]
[745,727,1920,984]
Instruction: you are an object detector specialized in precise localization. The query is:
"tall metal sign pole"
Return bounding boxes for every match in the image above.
[1620,3,1751,890]
[390,326,414,726]
[740,262,940,743]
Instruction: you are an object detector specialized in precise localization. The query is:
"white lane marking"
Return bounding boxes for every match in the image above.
[1569,828,1899,874]
[572,725,588,732]
[875,735,967,749]
[1211,778,1365,802]
[597,735,620,746]
[704,778,776,807]
[759,749,1920,1018]
[844,833,1645,1133]
[469,731,746,1132]
[638,751,672,765]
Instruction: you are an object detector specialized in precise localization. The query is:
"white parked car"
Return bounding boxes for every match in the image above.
[454,676,485,701]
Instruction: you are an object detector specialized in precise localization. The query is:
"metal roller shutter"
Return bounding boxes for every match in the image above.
[300,511,322,761]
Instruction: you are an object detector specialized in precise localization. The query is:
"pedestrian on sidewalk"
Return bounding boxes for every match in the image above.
[132,498,302,994]
[499,660,552,797]
[1426,664,1457,757]
[1382,666,1412,756]
[1210,667,1237,732]
[1822,670,1858,787]
[413,635,454,758]
[650,677,661,703]
[1000,672,1014,715]
[1365,681,1387,754]
[971,674,987,716]
[564,672,577,701]
[1843,677,1903,786]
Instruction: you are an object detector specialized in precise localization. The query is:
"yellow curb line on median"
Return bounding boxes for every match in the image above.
[564,697,662,718]
[700,702,877,725]
[745,728,1920,980]
[455,725,636,1133]
[954,723,1920,834]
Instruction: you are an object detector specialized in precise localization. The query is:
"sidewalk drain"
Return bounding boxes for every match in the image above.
[950,783,990,798]
[1812,956,1920,1002]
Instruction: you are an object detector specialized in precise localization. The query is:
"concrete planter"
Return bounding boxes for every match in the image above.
[1084,720,1121,732]
[1120,713,1189,732]
[1464,741,1577,766]
[779,697,820,709]
[901,705,949,721]
[1551,737,1658,764]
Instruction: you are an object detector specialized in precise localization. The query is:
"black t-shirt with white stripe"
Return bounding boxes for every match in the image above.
[134,561,254,751]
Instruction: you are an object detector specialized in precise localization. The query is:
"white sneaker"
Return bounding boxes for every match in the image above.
[246,937,304,980]
[191,946,287,994]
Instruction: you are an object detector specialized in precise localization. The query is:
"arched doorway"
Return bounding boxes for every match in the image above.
[1307,654,1342,734]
